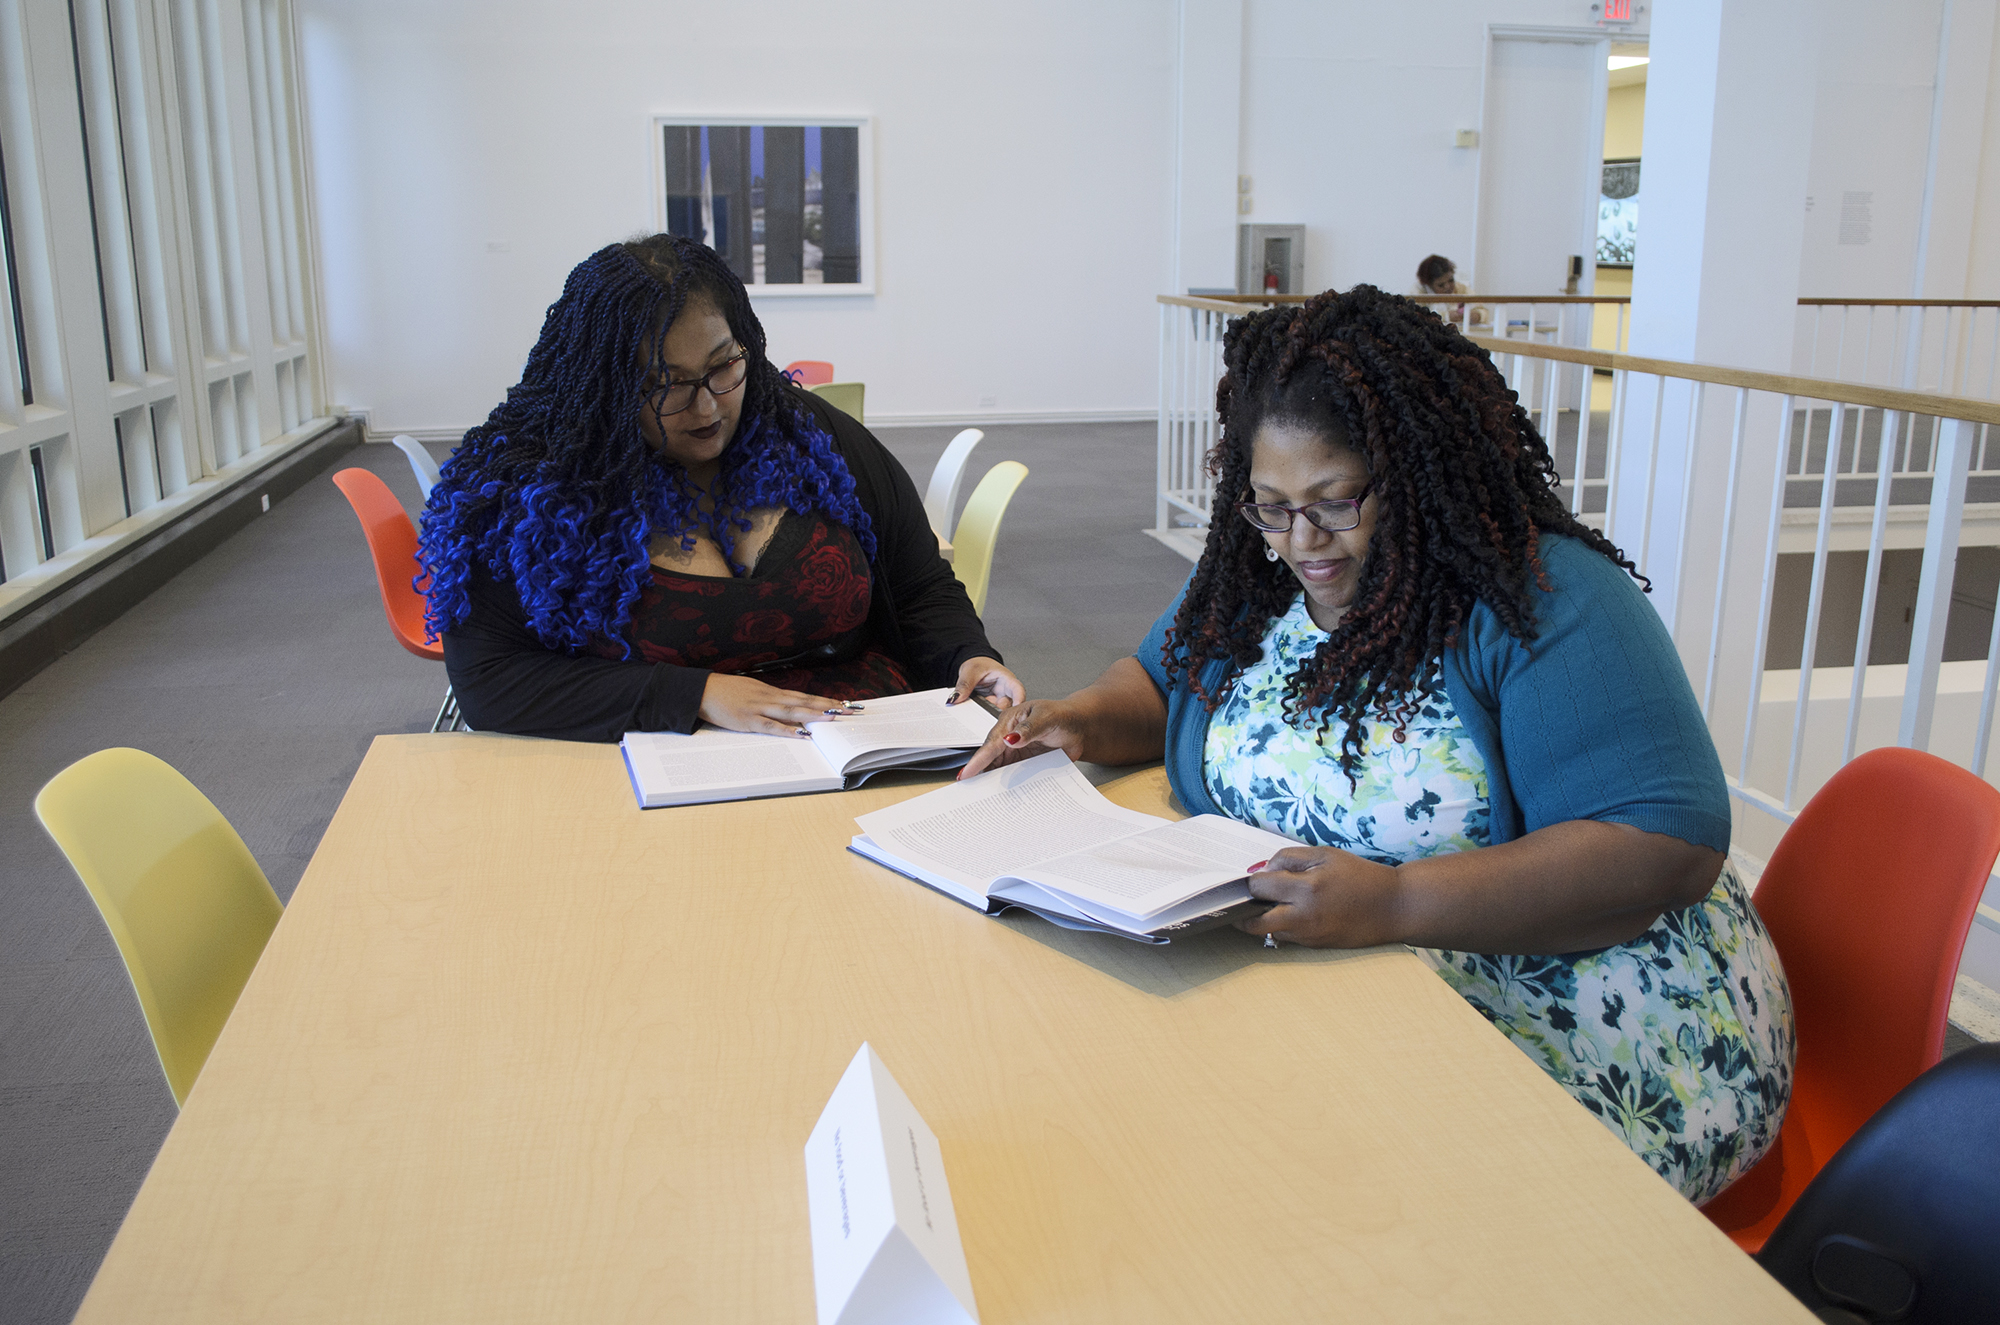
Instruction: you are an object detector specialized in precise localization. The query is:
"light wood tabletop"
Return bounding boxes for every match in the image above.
[76,734,1808,1323]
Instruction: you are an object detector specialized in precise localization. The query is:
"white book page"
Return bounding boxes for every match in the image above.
[622,727,838,799]
[805,688,996,774]
[1003,814,1296,921]
[851,750,1166,896]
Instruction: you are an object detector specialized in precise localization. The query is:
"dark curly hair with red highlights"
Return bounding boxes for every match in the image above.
[1164,284,1644,779]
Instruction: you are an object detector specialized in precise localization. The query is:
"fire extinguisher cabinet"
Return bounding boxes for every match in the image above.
[1236,224,1305,296]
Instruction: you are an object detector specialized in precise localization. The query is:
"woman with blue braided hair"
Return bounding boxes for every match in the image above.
[421,234,1020,740]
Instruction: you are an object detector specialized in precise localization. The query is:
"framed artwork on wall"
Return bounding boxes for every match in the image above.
[1598,157,1639,268]
[652,116,874,296]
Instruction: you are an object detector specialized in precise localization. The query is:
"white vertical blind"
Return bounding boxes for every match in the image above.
[0,0,320,589]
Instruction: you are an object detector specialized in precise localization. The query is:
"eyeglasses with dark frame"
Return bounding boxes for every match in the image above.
[1235,482,1374,534]
[646,349,750,417]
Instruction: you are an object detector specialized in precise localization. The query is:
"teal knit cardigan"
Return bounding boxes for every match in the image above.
[1136,534,1732,852]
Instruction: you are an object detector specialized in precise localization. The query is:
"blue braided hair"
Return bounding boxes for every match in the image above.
[417,234,875,653]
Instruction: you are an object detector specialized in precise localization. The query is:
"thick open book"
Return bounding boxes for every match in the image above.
[619,688,997,809]
[850,750,1295,943]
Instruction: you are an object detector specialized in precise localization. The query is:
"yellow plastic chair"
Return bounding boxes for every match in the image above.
[809,381,865,424]
[950,461,1029,616]
[34,748,283,1107]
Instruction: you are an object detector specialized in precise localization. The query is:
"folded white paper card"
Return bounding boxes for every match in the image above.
[804,1043,979,1325]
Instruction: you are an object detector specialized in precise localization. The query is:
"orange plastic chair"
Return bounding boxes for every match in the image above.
[1701,746,2000,1252]
[783,360,834,386]
[331,467,461,731]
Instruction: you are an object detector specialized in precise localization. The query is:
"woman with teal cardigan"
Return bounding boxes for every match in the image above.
[961,287,1793,1204]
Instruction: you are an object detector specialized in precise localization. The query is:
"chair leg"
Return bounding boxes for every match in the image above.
[433,685,458,734]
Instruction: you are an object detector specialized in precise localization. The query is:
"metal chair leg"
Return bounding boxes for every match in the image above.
[432,685,459,734]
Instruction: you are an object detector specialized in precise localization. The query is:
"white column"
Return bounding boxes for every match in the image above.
[1913,0,1998,301]
[1617,0,1821,614]
[1170,0,1243,295]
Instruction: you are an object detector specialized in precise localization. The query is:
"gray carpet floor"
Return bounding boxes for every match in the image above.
[0,420,1190,1324]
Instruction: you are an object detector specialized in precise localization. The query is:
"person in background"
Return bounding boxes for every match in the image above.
[961,287,1793,1205]
[1410,254,1486,326]
[419,234,1021,741]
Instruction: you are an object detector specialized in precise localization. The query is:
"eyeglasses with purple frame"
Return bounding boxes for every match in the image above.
[1235,482,1374,534]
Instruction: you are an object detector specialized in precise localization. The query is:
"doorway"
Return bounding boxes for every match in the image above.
[1473,31,1609,302]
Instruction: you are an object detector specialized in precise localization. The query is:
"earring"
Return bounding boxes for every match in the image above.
[1264,545,1279,563]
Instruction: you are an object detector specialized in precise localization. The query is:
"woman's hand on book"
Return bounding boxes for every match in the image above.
[947,656,1025,711]
[1236,847,1407,948]
[956,699,1088,779]
[698,674,858,737]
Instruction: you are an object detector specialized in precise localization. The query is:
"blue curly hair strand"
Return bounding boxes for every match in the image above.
[417,234,874,655]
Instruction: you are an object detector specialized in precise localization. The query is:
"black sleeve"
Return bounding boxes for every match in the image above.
[799,390,1002,687]
[441,567,709,742]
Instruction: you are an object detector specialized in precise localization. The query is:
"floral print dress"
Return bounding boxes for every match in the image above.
[1202,594,1794,1203]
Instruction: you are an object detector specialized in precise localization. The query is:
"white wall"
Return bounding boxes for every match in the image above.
[1794,0,1946,298]
[1236,0,1622,298]
[299,0,1178,431]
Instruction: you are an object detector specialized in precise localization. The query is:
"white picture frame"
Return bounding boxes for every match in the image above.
[651,115,875,297]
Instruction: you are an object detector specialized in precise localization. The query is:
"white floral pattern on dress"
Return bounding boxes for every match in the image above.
[1200,592,1794,1203]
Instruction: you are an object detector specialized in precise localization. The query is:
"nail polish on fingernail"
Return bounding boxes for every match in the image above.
[1003,733,1022,746]
[944,693,957,705]
[1247,860,1268,873]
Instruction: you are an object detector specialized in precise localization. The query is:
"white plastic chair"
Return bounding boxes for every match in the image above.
[922,428,984,540]
[390,434,442,501]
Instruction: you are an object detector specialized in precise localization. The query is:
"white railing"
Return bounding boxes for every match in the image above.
[1796,299,2000,401]
[1154,292,2000,955]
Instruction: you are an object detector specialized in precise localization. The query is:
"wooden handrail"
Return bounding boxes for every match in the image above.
[1176,293,1631,306]
[1462,334,2000,426]
[1168,294,2000,310]
[1798,298,2000,308]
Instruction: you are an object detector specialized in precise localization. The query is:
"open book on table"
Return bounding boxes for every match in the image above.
[619,688,997,809]
[849,749,1296,944]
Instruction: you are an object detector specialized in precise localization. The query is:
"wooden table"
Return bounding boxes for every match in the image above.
[77,736,1808,1322]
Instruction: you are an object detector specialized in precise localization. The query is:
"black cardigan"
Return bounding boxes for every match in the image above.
[441,389,1000,741]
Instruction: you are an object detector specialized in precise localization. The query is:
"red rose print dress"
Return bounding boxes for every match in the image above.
[589,511,912,702]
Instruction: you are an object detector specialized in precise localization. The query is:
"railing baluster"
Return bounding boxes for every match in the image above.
[1973,570,2000,777]
[1900,415,1976,750]
[1787,401,1846,810]
[1844,408,1901,763]
[1603,369,1629,542]
[1636,373,1668,577]
[1669,379,1706,637]
[1740,395,1797,785]
[1701,387,1752,719]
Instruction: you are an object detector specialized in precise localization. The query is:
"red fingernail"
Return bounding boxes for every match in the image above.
[1003,733,1022,746]
[1247,860,1268,873]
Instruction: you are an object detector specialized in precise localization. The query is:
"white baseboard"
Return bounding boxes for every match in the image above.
[364,426,465,445]
[868,409,1154,428]
[356,411,1156,444]
[1144,527,1207,563]
[1952,975,2000,1041]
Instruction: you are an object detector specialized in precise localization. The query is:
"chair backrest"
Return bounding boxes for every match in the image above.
[1755,1043,2000,1322]
[35,748,282,1107]
[388,434,441,501]
[809,381,865,423]
[784,360,835,386]
[331,467,443,663]
[1753,746,2000,1159]
[923,428,985,540]
[950,461,1028,616]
